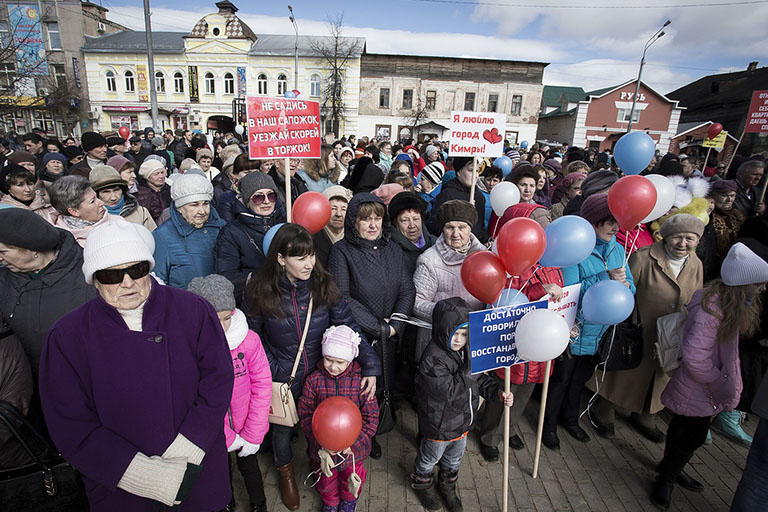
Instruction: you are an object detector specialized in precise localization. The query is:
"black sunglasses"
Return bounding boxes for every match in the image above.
[251,191,277,205]
[93,261,150,285]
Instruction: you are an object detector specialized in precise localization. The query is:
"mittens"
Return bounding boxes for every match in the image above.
[238,440,260,457]
[318,448,334,477]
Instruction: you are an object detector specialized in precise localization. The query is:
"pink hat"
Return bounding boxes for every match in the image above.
[371,183,404,206]
[322,325,360,362]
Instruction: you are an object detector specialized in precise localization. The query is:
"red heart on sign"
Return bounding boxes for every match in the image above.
[483,127,502,144]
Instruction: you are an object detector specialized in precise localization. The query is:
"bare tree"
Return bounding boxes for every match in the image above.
[309,14,362,139]
[402,95,430,142]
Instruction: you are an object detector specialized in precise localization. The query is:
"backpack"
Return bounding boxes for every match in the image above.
[655,308,687,373]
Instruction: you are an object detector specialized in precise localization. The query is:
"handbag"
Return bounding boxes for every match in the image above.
[0,401,88,511]
[596,321,644,371]
[269,297,313,426]
[376,320,397,435]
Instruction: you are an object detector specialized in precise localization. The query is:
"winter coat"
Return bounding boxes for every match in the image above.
[268,165,308,206]
[488,203,551,237]
[0,328,34,470]
[50,212,118,248]
[616,224,654,258]
[153,204,226,289]
[328,193,416,339]
[476,181,493,229]
[416,298,501,441]
[39,280,234,511]
[696,222,719,282]
[342,157,384,195]
[751,369,768,421]
[113,192,156,231]
[418,183,441,215]
[298,159,340,193]
[216,189,240,223]
[313,228,341,270]
[0,191,57,222]
[561,236,636,356]
[661,289,743,417]
[298,361,379,469]
[136,180,171,222]
[0,230,96,377]
[213,173,234,207]
[223,309,271,448]
[248,276,380,398]
[734,180,760,218]
[711,209,745,263]
[591,241,702,414]
[550,196,569,220]
[431,178,489,243]
[389,224,437,276]
[214,199,286,305]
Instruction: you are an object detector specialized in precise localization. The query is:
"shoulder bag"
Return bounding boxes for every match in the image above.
[376,319,397,435]
[655,308,687,373]
[596,320,644,371]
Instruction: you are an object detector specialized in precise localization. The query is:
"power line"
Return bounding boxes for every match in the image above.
[411,0,768,8]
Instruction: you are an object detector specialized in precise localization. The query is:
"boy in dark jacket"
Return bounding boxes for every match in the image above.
[411,298,514,512]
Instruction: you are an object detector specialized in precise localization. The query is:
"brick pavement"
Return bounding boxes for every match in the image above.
[232,393,753,511]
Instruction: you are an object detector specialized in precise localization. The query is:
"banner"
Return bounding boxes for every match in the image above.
[72,57,81,88]
[246,96,321,159]
[449,111,506,157]
[547,284,581,328]
[237,66,247,97]
[137,64,149,103]
[8,4,48,76]
[745,90,768,134]
[188,66,199,103]
[702,130,727,148]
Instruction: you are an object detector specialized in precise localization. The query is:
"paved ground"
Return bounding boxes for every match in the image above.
[232,392,753,511]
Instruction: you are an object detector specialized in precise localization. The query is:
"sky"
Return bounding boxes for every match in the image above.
[104,0,768,94]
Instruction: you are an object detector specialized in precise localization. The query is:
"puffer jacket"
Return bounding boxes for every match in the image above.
[0,327,34,469]
[662,289,742,417]
[153,204,225,289]
[416,298,501,441]
[135,180,171,222]
[223,309,271,448]
[118,192,157,232]
[488,202,551,237]
[430,178,489,243]
[248,276,380,398]
[0,191,57,222]
[298,360,379,470]
[561,235,636,356]
[328,193,416,338]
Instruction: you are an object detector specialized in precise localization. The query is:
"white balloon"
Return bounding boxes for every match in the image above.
[641,174,676,223]
[490,182,521,216]
[515,309,570,362]
[235,125,244,135]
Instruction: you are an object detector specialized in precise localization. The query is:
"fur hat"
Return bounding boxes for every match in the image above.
[322,325,360,363]
[196,148,213,162]
[436,199,477,232]
[6,151,37,166]
[82,217,155,285]
[389,191,428,221]
[171,173,214,207]
[151,136,165,148]
[187,274,236,312]
[581,170,618,198]
[721,243,768,286]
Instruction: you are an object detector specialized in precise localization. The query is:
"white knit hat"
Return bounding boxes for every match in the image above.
[82,216,155,284]
[138,159,165,180]
[171,173,214,207]
[721,242,768,286]
[321,325,360,363]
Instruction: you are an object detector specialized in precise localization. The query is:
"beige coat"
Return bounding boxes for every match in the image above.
[591,241,703,414]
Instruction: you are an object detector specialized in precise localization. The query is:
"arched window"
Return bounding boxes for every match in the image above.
[173,72,184,93]
[257,73,267,95]
[277,73,287,96]
[224,72,234,95]
[155,71,165,93]
[204,72,215,94]
[124,70,135,92]
[105,70,116,92]
[310,74,321,97]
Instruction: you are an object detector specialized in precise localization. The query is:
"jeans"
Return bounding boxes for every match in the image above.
[413,435,467,476]
[270,423,295,467]
[316,462,367,505]
[731,418,768,511]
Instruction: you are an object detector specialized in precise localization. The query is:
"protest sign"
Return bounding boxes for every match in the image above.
[548,284,581,328]
[702,130,727,148]
[746,90,768,133]
[246,97,321,159]
[449,111,506,157]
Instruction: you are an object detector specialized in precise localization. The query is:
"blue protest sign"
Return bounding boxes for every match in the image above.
[468,299,548,374]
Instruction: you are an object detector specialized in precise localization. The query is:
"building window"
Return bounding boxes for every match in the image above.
[51,64,66,88]
[174,72,184,93]
[224,73,234,94]
[0,63,15,92]
[124,70,135,92]
[277,74,287,96]
[425,90,436,110]
[155,71,165,93]
[204,72,215,94]
[46,22,61,50]
[488,93,498,113]
[402,89,413,109]
[617,108,640,123]
[105,70,116,92]
[0,21,9,47]
[464,92,475,111]
[257,73,267,95]
[310,74,321,97]
[511,94,522,115]
[379,88,390,108]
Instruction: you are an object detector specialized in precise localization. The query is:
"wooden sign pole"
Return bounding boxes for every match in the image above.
[285,157,292,222]
[532,360,552,478]
[469,155,479,205]
[502,366,511,512]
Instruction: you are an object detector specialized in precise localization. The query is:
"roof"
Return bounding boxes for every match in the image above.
[248,34,365,57]
[667,66,768,111]
[584,79,681,107]
[187,12,256,40]
[539,106,576,119]
[83,31,185,54]
[673,121,739,142]
[540,86,585,107]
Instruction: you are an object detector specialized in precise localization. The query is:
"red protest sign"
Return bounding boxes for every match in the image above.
[745,90,768,134]
[246,97,321,159]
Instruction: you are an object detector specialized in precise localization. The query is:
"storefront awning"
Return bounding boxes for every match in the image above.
[101,105,150,112]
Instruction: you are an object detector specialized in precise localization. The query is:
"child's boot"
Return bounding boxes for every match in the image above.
[339,499,358,512]
[438,470,463,512]
[711,410,752,446]
[410,472,441,510]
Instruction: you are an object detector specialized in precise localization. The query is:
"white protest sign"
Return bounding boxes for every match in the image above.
[449,111,506,157]
[548,284,581,328]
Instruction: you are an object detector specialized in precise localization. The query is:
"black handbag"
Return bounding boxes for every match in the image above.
[596,321,644,371]
[0,401,88,511]
[376,320,397,435]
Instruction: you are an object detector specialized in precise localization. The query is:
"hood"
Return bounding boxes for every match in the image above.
[302,158,340,183]
[343,192,391,247]
[225,308,249,349]
[431,297,471,357]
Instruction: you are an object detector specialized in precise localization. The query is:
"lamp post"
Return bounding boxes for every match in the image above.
[627,19,670,132]
[288,6,298,91]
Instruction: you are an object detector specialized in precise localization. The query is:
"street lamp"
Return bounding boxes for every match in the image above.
[288,6,298,91]
[627,19,670,132]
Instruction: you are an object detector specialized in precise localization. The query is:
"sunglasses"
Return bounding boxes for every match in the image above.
[93,261,150,285]
[251,192,277,205]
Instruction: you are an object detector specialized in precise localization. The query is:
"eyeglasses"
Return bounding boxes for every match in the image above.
[251,192,277,205]
[93,261,150,285]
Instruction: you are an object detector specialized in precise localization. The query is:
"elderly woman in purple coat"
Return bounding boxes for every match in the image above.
[39,216,234,511]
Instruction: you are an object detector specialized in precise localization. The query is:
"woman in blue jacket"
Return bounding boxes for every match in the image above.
[542,193,636,450]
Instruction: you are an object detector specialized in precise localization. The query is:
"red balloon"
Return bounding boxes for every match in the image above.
[118,126,130,140]
[607,175,657,230]
[496,218,546,276]
[707,123,723,140]
[292,191,331,234]
[312,396,363,452]
[460,251,507,304]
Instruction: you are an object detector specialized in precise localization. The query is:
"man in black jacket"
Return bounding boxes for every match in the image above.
[268,157,308,206]
[431,157,488,243]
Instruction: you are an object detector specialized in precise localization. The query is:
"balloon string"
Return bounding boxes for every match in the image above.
[622,228,642,267]
[495,265,541,307]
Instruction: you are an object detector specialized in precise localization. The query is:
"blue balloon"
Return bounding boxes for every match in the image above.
[520,140,529,150]
[540,215,596,268]
[488,288,528,309]
[582,280,635,325]
[613,131,655,175]
[494,156,513,176]
[284,91,296,99]
[263,223,286,254]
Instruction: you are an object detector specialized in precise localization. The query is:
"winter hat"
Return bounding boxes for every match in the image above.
[191,136,207,149]
[563,172,587,189]
[81,132,107,153]
[371,183,404,205]
[143,127,155,138]
[659,160,684,177]
[389,191,428,221]
[580,193,613,225]
[436,199,477,232]
[505,149,521,161]
[107,155,132,173]
[187,274,236,312]
[337,147,354,162]
[0,164,35,194]
[151,136,164,148]
[543,159,562,174]
[323,185,353,203]
[238,172,278,204]
[171,173,214,207]
[138,159,166,180]
[0,208,60,251]
[179,158,202,172]
[581,170,618,198]
[129,135,141,144]
[451,157,474,173]
[89,165,126,192]
[421,161,445,185]
[659,213,705,239]
[82,216,155,284]
[106,136,126,147]
[195,148,213,162]
[43,152,68,166]
[424,145,438,159]
[709,179,738,195]
[7,151,37,166]
[721,242,768,286]
[321,325,360,363]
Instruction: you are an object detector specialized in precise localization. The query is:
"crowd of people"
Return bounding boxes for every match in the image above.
[0,125,767,512]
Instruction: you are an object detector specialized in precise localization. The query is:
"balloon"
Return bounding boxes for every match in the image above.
[582,280,635,325]
[118,126,130,140]
[707,123,723,140]
[613,131,656,175]
[292,192,331,234]
[292,89,301,97]
[520,140,529,150]
[492,288,528,308]
[262,223,285,254]
[641,174,676,223]
[494,156,513,176]
[515,309,570,362]
[311,396,362,452]
[235,125,244,135]
[284,90,296,99]
[607,175,657,230]
[496,218,546,276]
[460,251,506,305]
[539,215,596,268]
[489,182,520,216]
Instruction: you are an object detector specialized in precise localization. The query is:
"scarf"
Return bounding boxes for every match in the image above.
[60,215,95,230]
[413,233,426,248]
[105,195,125,215]
[323,225,344,244]
[454,239,472,255]
[225,309,249,350]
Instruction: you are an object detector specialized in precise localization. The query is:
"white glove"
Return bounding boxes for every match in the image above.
[238,440,260,457]
[228,435,244,453]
